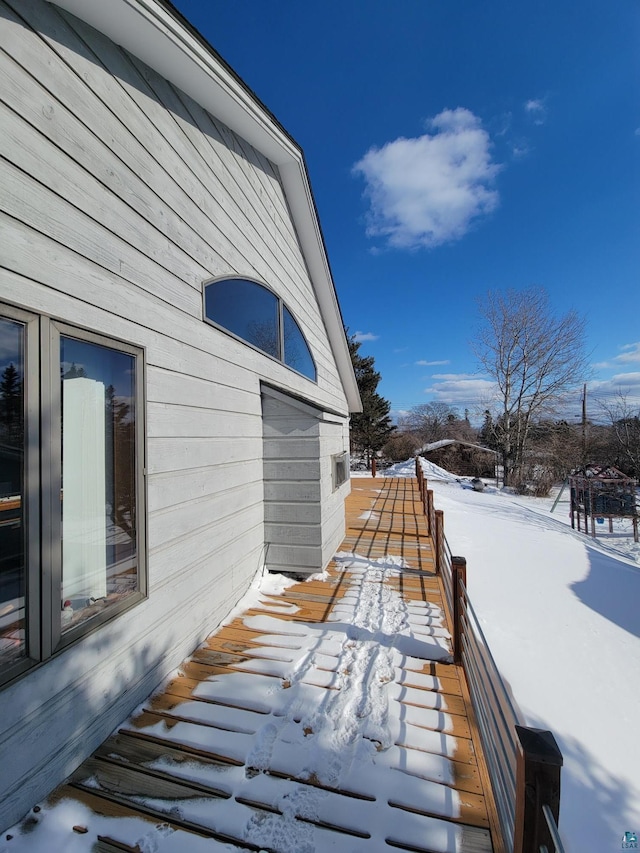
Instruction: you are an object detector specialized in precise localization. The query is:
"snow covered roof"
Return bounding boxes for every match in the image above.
[572,464,634,482]
[418,439,498,455]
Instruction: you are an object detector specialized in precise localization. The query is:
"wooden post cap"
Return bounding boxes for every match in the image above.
[516,726,563,766]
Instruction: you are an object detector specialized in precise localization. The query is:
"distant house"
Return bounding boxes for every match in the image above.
[419,439,498,478]
[0,0,360,829]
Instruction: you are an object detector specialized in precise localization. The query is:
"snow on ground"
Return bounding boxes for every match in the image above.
[410,458,640,853]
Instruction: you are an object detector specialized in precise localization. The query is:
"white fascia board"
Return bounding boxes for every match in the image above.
[279,162,362,414]
[49,0,362,413]
[50,0,296,164]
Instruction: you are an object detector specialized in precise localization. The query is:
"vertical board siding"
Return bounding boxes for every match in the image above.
[0,0,350,830]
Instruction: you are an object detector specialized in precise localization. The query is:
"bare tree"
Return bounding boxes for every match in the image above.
[599,393,640,477]
[473,287,589,487]
[401,402,461,445]
[383,431,422,461]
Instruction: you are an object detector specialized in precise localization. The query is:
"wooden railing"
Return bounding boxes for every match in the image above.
[415,458,565,853]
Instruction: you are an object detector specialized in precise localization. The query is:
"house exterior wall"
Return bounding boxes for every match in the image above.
[0,0,351,829]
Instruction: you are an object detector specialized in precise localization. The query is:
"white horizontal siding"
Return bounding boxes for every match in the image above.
[147,404,262,439]
[263,459,322,481]
[0,0,351,829]
[321,499,348,567]
[263,481,322,502]
[264,502,321,524]
[149,481,264,552]
[0,0,346,825]
[0,0,347,408]
[150,510,264,594]
[0,549,244,825]
[148,460,260,513]
[264,522,323,548]
[265,544,323,570]
[263,438,320,459]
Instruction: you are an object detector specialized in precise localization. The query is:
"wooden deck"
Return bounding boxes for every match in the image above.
[18,477,499,852]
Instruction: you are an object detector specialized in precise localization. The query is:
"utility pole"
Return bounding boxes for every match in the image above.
[581,383,587,465]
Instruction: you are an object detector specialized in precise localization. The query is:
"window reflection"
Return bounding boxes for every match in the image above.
[283,307,316,380]
[60,337,138,632]
[0,317,25,665]
[205,279,279,358]
[204,278,316,380]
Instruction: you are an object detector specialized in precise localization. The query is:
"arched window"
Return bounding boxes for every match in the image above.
[204,278,316,381]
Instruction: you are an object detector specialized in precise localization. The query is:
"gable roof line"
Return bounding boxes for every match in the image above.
[49,0,362,412]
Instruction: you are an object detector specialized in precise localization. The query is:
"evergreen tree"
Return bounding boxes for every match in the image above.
[0,362,23,448]
[348,335,395,468]
[479,410,497,449]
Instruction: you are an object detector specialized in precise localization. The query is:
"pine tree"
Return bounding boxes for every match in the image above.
[0,362,23,448]
[348,335,395,468]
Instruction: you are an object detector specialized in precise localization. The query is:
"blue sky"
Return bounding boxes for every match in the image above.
[173,0,640,421]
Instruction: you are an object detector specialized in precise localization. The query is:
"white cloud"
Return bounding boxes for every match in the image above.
[424,376,497,405]
[610,372,640,387]
[512,143,530,159]
[352,330,379,343]
[352,108,501,250]
[431,372,478,381]
[588,373,640,403]
[615,342,640,364]
[415,359,450,367]
[525,98,547,125]
[591,344,640,372]
[635,127,640,137]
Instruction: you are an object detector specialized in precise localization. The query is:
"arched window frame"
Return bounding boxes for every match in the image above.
[203,276,317,382]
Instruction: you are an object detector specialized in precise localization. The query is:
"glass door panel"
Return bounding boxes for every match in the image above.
[0,317,26,665]
[60,337,138,631]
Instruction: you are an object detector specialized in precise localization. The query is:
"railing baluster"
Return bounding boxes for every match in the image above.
[541,804,566,853]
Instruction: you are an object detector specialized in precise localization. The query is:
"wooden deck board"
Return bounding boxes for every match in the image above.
[19,476,496,852]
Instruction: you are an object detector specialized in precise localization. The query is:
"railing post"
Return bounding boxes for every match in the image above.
[451,555,466,664]
[425,489,433,535]
[434,509,444,575]
[514,726,563,853]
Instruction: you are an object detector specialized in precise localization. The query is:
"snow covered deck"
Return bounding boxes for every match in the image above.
[7,478,500,852]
